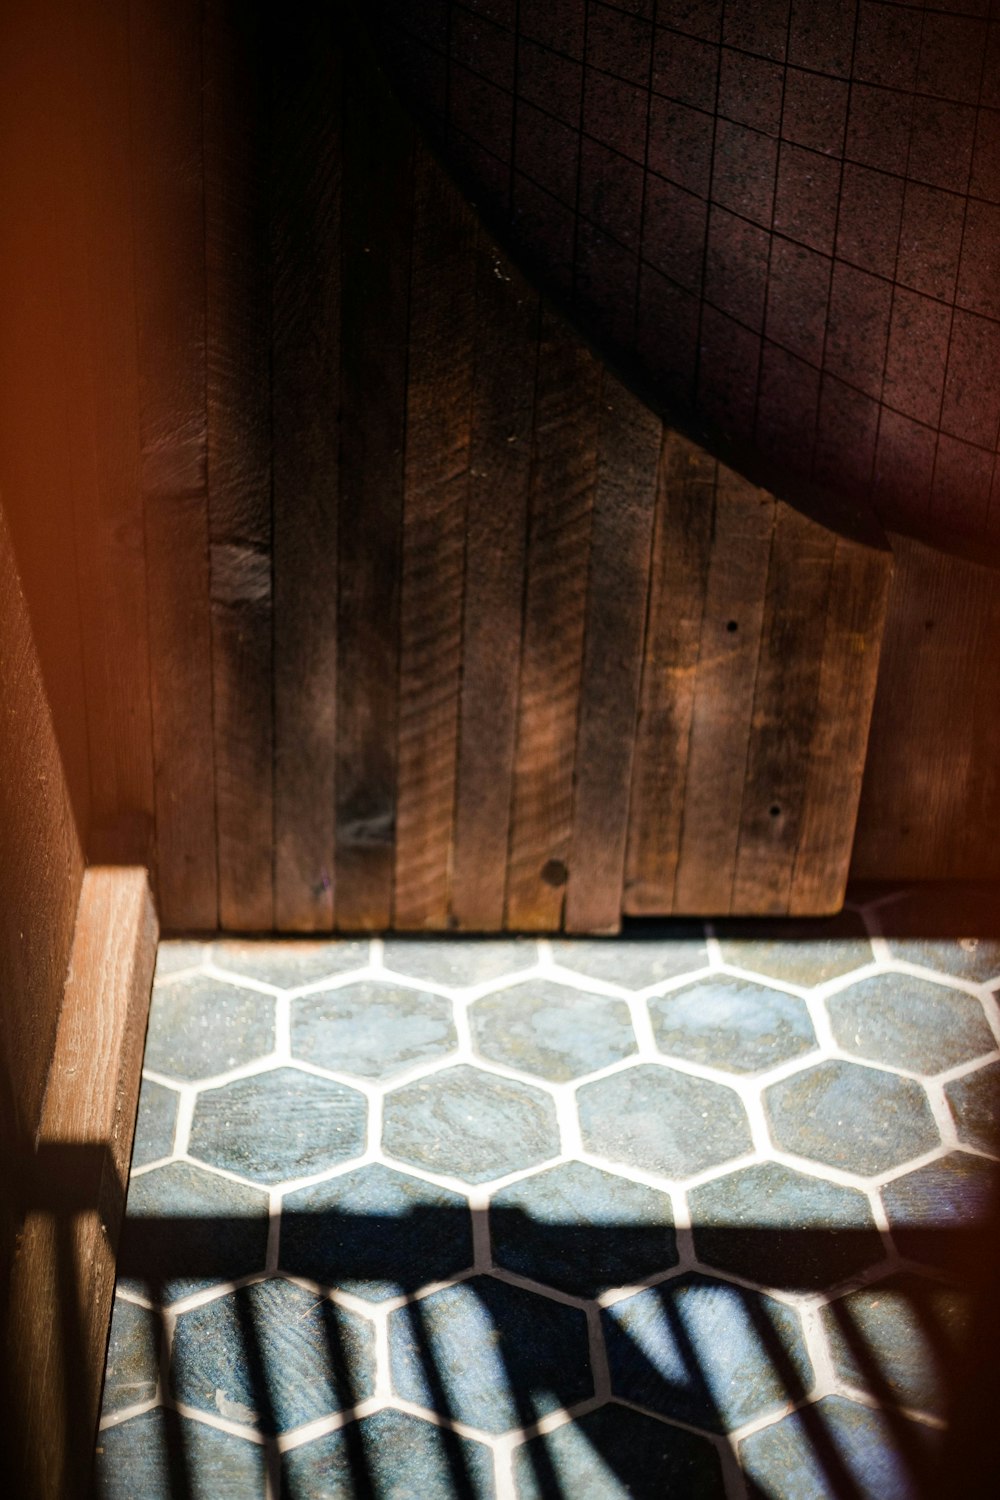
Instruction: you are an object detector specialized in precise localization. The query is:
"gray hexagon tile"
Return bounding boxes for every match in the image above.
[765,1060,939,1176]
[690,1162,882,1291]
[886,936,1000,984]
[95,1409,267,1500]
[828,973,995,1075]
[171,1278,375,1433]
[281,1163,473,1300]
[153,940,204,978]
[548,924,709,987]
[101,1298,160,1416]
[490,1160,677,1296]
[714,910,874,985]
[282,1409,496,1498]
[577,1063,752,1179]
[211,937,368,988]
[469,980,636,1081]
[382,1064,559,1183]
[143,975,274,1082]
[291,980,456,1078]
[945,1061,1000,1155]
[382,937,534,986]
[821,1271,973,1419]
[513,1404,725,1498]
[188,1067,367,1184]
[132,1077,179,1168]
[649,976,816,1073]
[603,1273,813,1432]
[738,1394,940,1500]
[389,1276,591,1433]
[880,1152,1000,1271]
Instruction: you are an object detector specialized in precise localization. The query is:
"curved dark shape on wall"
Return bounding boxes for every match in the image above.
[371,0,1000,556]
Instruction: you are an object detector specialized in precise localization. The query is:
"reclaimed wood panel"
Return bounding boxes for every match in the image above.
[272,0,342,931]
[394,153,476,930]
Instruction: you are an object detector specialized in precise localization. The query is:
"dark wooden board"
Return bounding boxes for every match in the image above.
[624,432,717,916]
[203,0,274,931]
[505,313,601,931]
[393,152,477,930]
[451,245,540,931]
[564,375,661,934]
[271,0,342,931]
[673,467,776,914]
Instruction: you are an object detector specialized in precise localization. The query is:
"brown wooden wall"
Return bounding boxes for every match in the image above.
[2,0,990,937]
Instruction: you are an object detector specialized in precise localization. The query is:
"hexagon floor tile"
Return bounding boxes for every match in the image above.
[101,914,999,1495]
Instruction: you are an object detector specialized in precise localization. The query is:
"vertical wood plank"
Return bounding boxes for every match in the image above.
[393,152,477,930]
[131,0,218,931]
[335,34,414,930]
[673,468,776,914]
[623,432,717,916]
[505,314,600,931]
[271,0,341,931]
[450,248,540,932]
[731,505,838,913]
[564,377,661,934]
[203,0,274,931]
[791,537,892,913]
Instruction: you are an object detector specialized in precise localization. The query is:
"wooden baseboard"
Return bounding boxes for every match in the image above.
[3,867,158,1499]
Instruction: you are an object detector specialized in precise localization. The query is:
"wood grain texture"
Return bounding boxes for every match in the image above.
[204,0,274,930]
[673,467,776,914]
[505,314,601,931]
[393,150,476,930]
[272,1,342,930]
[564,376,661,934]
[731,505,837,914]
[4,867,157,1500]
[335,32,414,930]
[852,533,1000,882]
[624,432,717,916]
[450,246,540,931]
[131,0,217,931]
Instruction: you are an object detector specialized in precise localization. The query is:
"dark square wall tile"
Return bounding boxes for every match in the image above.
[765,237,832,365]
[984,25,1000,109]
[788,0,856,78]
[957,199,1000,319]
[579,137,645,245]
[450,63,513,152]
[855,2,921,92]
[813,376,880,493]
[718,48,784,135]
[774,143,842,254]
[637,262,700,396]
[584,69,650,162]
[520,0,585,58]
[704,204,770,328]
[517,40,583,127]
[657,2,724,44]
[516,100,580,205]
[824,261,893,398]
[723,0,790,62]
[917,14,988,107]
[782,69,849,156]
[653,29,720,111]
[931,434,995,532]
[896,182,966,301]
[642,176,708,291]
[873,408,937,518]
[847,84,913,175]
[575,222,640,348]
[971,108,1000,201]
[511,174,576,292]
[452,9,516,89]
[940,310,1000,447]
[883,288,953,428]
[755,340,820,474]
[698,305,761,437]
[587,3,654,85]
[908,97,977,191]
[836,163,904,277]
[712,118,779,224]
[649,96,715,193]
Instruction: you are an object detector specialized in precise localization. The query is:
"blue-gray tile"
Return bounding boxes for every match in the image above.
[765,1061,939,1176]
[101,1298,160,1416]
[577,1064,752,1179]
[945,1060,1000,1156]
[490,1160,676,1296]
[154,941,205,979]
[389,1275,591,1433]
[95,1409,267,1499]
[886,936,1000,985]
[281,1163,473,1300]
[117,1162,269,1303]
[513,1402,725,1498]
[828,973,995,1075]
[689,1162,882,1291]
[715,912,874,985]
[382,938,535,987]
[649,977,816,1073]
[821,1271,973,1419]
[880,1152,1000,1271]
[280,1408,495,1498]
[211,938,368,989]
[470,980,636,1081]
[738,1394,939,1500]
[549,926,709,988]
[604,1274,812,1433]
[188,1067,367,1184]
[171,1278,375,1433]
[291,981,456,1079]
[132,1078,179,1168]
[382,1065,560,1183]
[143,976,274,1082]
